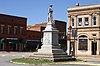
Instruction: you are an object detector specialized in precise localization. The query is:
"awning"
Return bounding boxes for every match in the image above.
[0,38,5,44]
[19,39,26,44]
[5,38,19,44]
[26,40,41,45]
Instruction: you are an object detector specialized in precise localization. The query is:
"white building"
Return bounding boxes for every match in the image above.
[67,4,100,55]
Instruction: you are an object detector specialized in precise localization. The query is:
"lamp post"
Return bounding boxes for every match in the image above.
[72,28,77,58]
[68,26,72,55]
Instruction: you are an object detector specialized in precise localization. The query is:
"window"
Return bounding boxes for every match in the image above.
[20,27,23,35]
[93,34,96,36]
[84,17,89,26]
[8,25,11,34]
[93,16,96,25]
[78,18,82,26]
[14,26,17,35]
[71,18,74,27]
[1,25,5,34]
[78,35,88,50]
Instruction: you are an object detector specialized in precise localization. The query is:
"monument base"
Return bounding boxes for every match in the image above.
[30,54,72,62]
[29,48,72,62]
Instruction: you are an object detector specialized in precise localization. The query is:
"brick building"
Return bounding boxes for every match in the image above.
[0,14,67,52]
[26,30,41,51]
[27,20,67,51]
[0,14,27,51]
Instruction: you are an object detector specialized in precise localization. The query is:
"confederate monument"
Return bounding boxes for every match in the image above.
[30,3,72,61]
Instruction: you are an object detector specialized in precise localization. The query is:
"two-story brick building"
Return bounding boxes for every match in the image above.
[0,14,27,51]
[67,4,100,55]
[0,14,66,52]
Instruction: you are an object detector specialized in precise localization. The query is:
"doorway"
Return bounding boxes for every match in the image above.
[92,41,97,55]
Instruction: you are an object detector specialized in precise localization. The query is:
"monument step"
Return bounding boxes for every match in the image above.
[29,54,72,61]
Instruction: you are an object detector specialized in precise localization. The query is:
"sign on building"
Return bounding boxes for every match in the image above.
[72,29,77,37]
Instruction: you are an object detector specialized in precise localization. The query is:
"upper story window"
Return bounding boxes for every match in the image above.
[93,16,96,25]
[8,25,11,34]
[78,18,82,26]
[71,18,74,27]
[14,26,17,35]
[84,17,89,26]
[1,25,5,34]
[20,27,23,35]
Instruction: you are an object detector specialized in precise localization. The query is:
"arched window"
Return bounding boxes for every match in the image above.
[78,35,88,50]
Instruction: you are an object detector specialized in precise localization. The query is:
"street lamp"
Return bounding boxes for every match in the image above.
[72,28,77,58]
[68,26,72,55]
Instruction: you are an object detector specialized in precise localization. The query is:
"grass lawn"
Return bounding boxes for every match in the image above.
[11,58,82,65]
[12,58,53,64]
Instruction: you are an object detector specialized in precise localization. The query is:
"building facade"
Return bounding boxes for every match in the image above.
[67,4,100,55]
[0,14,27,51]
[0,14,67,52]
[26,30,41,51]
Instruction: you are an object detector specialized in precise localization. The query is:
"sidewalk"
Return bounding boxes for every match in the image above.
[76,55,100,66]
[76,55,100,59]
[0,51,33,57]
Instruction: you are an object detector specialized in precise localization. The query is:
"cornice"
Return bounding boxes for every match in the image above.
[68,4,100,11]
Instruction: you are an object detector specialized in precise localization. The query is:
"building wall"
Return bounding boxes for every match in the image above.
[26,30,41,40]
[0,14,27,51]
[67,4,100,55]
[27,20,66,39]
[0,14,27,40]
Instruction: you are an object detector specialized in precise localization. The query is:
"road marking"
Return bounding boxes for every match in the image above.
[12,55,16,56]
[22,55,25,58]
[2,55,6,57]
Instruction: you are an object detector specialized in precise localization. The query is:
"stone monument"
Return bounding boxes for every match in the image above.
[30,4,72,61]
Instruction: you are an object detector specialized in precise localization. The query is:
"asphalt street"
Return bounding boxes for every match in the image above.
[0,52,98,66]
[78,57,100,64]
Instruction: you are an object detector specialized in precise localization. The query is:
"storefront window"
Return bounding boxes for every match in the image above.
[78,35,88,50]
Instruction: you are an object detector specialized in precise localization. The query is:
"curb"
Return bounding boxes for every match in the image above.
[10,60,100,66]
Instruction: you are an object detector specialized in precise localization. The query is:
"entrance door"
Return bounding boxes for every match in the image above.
[92,42,97,55]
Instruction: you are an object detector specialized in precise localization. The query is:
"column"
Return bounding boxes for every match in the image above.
[3,43,4,51]
[67,41,70,55]
[96,13,100,26]
[68,15,71,28]
[74,15,77,28]
[88,40,92,55]
[16,44,18,50]
[99,40,100,55]
[75,37,78,55]
[22,44,23,51]
[89,14,92,27]
[97,40,100,55]
[96,12,100,55]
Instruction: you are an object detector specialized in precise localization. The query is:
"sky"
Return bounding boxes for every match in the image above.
[0,0,100,26]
